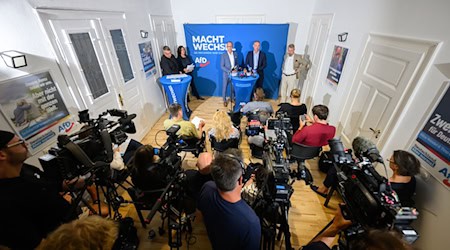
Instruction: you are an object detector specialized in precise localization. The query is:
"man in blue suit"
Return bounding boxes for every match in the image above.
[245,40,267,88]
[220,41,239,107]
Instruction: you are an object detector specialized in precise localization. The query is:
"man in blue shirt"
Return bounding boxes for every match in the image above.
[198,149,261,250]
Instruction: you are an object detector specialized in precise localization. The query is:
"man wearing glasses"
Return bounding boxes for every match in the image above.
[0,130,74,249]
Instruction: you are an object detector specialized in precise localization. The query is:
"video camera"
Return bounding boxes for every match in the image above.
[328,138,419,247]
[39,109,136,181]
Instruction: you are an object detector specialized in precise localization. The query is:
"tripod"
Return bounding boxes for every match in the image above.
[146,172,195,250]
[65,167,129,221]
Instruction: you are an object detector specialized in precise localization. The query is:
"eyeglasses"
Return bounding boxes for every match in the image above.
[5,139,26,148]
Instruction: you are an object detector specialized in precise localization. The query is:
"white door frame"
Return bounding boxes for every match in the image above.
[302,14,334,110]
[338,33,439,149]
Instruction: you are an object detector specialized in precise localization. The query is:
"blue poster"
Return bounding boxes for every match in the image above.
[184,24,289,99]
[410,84,450,189]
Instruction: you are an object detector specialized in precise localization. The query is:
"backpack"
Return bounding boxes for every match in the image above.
[113,217,139,250]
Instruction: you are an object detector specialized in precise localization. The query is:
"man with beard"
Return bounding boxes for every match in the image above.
[0,130,74,249]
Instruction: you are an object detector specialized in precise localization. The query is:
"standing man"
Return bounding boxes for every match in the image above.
[160,46,180,76]
[245,40,267,88]
[198,149,261,250]
[220,41,239,107]
[280,44,302,103]
[298,53,312,90]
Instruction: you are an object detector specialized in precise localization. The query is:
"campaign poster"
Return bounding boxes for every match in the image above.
[139,41,156,79]
[0,71,70,140]
[410,84,450,190]
[326,45,349,86]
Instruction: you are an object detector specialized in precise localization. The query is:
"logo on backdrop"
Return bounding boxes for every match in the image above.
[195,57,210,67]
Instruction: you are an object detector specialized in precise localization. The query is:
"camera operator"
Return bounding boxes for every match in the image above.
[198,149,261,250]
[242,88,273,148]
[130,144,167,203]
[302,205,413,250]
[185,152,213,201]
[292,104,335,147]
[0,130,75,249]
[164,103,205,139]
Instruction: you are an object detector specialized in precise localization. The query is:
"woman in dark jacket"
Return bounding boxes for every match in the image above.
[276,88,307,131]
[177,46,203,100]
[388,150,421,207]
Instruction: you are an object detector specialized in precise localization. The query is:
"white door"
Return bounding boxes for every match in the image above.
[340,34,438,148]
[99,17,147,139]
[150,15,177,75]
[48,19,120,117]
[302,14,333,109]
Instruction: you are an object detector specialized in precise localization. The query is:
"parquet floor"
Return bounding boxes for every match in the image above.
[119,96,341,249]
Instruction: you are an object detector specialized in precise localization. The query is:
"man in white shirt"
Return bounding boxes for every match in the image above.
[220,41,239,107]
[280,44,302,103]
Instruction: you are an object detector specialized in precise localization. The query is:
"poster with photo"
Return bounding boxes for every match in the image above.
[327,45,349,86]
[410,83,450,190]
[0,71,69,140]
[139,41,156,78]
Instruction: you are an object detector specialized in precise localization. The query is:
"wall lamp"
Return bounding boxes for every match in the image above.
[140,30,149,38]
[338,32,348,42]
[1,51,27,68]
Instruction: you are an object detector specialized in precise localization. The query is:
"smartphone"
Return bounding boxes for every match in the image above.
[300,115,306,122]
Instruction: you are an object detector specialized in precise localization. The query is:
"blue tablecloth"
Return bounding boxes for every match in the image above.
[231,74,259,112]
[159,75,192,120]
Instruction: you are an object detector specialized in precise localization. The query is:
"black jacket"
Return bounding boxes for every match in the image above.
[160,54,179,76]
[245,51,267,72]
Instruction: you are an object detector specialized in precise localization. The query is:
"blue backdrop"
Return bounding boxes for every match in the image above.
[184,24,289,99]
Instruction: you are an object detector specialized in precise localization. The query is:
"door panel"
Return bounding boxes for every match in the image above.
[49,19,120,117]
[303,14,333,109]
[341,34,434,148]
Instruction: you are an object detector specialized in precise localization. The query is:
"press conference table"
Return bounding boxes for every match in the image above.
[158,75,192,120]
[230,74,259,113]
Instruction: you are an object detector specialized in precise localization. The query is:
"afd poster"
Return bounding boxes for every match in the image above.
[410,84,450,190]
[327,45,349,86]
[184,24,289,99]
[0,71,69,140]
[139,41,156,79]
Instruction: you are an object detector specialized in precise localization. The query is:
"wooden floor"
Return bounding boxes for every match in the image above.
[119,96,341,249]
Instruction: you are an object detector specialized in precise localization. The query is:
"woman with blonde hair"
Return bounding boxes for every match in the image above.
[277,88,307,131]
[208,110,240,142]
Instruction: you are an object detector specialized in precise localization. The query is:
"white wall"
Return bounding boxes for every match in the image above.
[311,0,450,249]
[0,0,173,165]
[170,0,315,54]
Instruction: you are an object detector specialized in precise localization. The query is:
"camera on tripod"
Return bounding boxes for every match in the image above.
[328,138,419,247]
[40,109,137,182]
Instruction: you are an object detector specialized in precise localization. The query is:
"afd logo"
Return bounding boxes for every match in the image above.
[195,57,210,68]
[58,121,75,133]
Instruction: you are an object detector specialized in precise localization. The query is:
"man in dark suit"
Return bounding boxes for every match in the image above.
[245,40,267,88]
[160,46,180,76]
[220,41,239,107]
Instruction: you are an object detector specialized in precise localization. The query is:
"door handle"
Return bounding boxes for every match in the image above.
[118,93,124,106]
[369,128,381,139]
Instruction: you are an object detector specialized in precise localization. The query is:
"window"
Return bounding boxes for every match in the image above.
[110,29,134,83]
[69,32,108,99]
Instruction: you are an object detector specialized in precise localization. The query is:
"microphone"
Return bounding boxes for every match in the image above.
[352,136,384,163]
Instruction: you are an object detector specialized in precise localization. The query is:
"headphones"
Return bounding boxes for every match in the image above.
[221,153,254,184]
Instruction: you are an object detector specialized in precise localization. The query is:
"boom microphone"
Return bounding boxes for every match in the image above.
[352,136,384,163]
